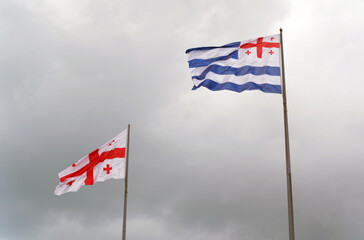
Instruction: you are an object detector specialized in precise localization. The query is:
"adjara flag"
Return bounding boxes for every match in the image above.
[186,34,281,94]
[54,129,128,195]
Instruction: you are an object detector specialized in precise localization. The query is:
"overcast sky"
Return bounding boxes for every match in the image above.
[1,0,364,239]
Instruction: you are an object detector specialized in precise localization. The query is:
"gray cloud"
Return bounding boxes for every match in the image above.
[1,0,364,239]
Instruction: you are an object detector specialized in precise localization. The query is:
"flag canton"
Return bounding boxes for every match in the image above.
[239,35,280,65]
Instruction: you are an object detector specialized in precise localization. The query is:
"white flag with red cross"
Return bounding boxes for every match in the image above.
[54,129,128,195]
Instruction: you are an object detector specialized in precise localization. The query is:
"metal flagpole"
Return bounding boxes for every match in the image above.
[280,28,295,240]
[122,124,131,240]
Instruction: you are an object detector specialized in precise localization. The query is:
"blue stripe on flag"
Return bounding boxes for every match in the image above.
[188,50,239,68]
[185,42,241,54]
[192,79,282,94]
[192,65,280,80]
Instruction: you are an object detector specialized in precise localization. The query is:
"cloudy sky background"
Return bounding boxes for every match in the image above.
[1,0,364,239]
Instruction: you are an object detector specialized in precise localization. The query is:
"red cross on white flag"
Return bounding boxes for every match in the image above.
[54,128,128,195]
[240,36,280,58]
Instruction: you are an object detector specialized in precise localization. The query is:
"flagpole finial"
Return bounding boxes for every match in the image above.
[280,28,283,32]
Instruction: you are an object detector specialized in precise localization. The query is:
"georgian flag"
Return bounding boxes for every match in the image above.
[54,129,128,195]
[186,34,281,94]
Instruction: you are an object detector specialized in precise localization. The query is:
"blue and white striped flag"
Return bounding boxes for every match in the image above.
[186,34,281,94]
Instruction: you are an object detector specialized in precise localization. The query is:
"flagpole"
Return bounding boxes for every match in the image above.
[122,124,131,240]
[280,28,295,240]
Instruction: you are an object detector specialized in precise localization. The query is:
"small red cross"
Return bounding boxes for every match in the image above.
[271,37,274,41]
[103,164,112,174]
[245,50,251,55]
[269,50,274,55]
[72,163,76,167]
[108,140,115,146]
[67,180,75,186]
